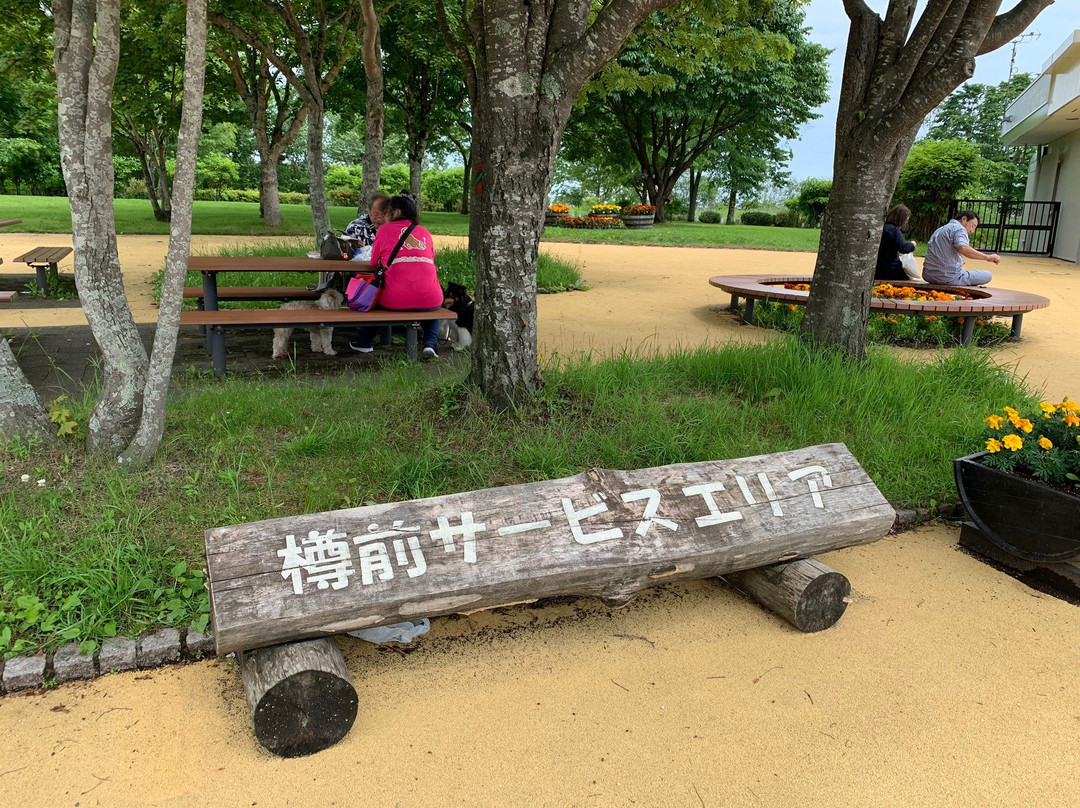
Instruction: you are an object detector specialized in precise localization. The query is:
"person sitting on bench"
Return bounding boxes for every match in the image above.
[922,210,999,287]
[350,192,444,360]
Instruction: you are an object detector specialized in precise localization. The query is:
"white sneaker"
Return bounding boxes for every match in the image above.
[421,346,438,361]
[349,342,374,353]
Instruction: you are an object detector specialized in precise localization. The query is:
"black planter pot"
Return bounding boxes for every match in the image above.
[953,451,1080,563]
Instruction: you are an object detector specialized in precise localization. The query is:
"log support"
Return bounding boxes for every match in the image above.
[238,638,358,758]
[725,557,851,632]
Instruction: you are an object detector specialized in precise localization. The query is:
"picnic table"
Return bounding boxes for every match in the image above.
[187,255,369,311]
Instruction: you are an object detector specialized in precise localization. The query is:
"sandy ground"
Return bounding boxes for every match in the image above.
[0,232,1078,807]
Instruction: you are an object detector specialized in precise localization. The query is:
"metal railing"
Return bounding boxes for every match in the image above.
[948,199,1060,256]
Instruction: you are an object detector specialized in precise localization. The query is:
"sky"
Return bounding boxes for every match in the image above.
[788,0,1080,181]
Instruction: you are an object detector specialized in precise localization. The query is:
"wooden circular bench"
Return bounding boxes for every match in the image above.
[709,274,1051,345]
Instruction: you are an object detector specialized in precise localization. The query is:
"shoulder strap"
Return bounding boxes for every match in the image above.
[381,222,419,272]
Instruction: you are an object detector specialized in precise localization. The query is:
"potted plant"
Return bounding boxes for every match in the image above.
[545,203,571,226]
[588,203,622,218]
[954,398,1080,563]
[621,204,656,229]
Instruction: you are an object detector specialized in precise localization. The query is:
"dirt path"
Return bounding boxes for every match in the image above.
[1,232,1078,807]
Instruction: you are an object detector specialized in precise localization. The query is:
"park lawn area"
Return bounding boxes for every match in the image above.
[0,341,1037,658]
[0,195,820,251]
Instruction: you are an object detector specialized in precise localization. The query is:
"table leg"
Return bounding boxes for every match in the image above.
[730,294,740,311]
[34,264,48,295]
[405,324,418,362]
[743,298,755,325]
[960,316,975,346]
[203,272,218,351]
[1010,314,1024,340]
[211,325,227,376]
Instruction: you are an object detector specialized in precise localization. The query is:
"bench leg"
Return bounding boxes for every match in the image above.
[34,264,48,295]
[729,294,740,311]
[960,316,975,347]
[1010,314,1024,340]
[211,326,227,376]
[742,298,755,325]
[405,323,419,362]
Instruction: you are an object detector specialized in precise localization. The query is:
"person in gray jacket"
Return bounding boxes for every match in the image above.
[922,210,999,286]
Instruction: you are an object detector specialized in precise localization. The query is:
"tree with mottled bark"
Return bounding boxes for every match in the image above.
[435,0,689,407]
[214,41,307,226]
[209,0,364,241]
[54,0,149,452]
[119,0,207,465]
[801,0,1054,359]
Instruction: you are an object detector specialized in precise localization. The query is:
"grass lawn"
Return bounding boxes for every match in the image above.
[0,341,1036,658]
[0,195,821,251]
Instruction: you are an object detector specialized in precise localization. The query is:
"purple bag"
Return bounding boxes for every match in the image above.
[346,272,381,312]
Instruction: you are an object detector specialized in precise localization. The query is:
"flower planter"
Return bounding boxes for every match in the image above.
[544,212,569,227]
[621,214,655,230]
[953,451,1080,563]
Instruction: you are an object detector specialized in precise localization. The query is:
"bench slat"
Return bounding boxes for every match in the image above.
[189,256,364,272]
[14,247,73,265]
[180,307,454,327]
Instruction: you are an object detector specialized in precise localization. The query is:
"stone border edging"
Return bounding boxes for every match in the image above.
[0,502,957,694]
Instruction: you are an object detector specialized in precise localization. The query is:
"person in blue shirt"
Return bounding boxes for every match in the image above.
[876,205,917,281]
[923,210,999,286]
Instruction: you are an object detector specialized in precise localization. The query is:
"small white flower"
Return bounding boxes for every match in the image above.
[36,479,46,487]
[20,474,30,482]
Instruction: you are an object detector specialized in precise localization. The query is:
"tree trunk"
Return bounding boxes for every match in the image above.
[460,150,471,214]
[358,0,384,213]
[119,0,206,466]
[726,187,736,225]
[138,152,167,221]
[408,145,423,207]
[687,167,701,223]
[259,157,283,227]
[54,0,149,453]
[0,339,53,444]
[306,104,331,242]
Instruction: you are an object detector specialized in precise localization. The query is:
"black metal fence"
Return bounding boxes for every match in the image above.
[948,199,1060,256]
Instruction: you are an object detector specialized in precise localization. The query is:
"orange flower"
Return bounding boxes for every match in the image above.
[983,414,1004,430]
[1038,436,1053,450]
[1064,412,1080,428]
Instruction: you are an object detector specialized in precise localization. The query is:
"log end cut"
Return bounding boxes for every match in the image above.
[252,669,359,757]
[793,568,851,633]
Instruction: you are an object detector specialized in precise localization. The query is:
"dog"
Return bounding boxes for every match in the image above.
[271,288,344,360]
[439,282,474,351]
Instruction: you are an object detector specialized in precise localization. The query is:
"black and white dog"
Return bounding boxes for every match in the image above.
[440,282,474,351]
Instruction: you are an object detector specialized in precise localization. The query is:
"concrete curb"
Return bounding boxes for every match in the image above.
[0,502,960,695]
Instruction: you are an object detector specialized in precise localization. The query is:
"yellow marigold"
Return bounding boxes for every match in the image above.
[1038,436,1053,450]
[983,414,1004,429]
[1002,434,1023,451]
[1003,406,1019,418]
[1060,398,1079,413]
[1016,418,1033,433]
[1064,412,1080,428]
[986,438,1003,453]
[1039,401,1056,414]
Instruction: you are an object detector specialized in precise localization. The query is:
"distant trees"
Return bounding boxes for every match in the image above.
[893,139,979,240]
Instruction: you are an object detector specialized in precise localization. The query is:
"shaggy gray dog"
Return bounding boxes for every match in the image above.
[271,288,344,360]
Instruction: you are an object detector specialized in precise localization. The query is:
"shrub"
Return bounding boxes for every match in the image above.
[698,209,723,224]
[328,188,360,208]
[421,167,466,212]
[787,178,831,227]
[894,139,980,241]
[740,211,775,227]
[774,210,803,228]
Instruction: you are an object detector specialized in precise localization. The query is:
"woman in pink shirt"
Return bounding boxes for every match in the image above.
[350,193,444,358]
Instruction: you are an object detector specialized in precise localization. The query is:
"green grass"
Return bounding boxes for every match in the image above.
[0,195,819,251]
[1,340,1037,657]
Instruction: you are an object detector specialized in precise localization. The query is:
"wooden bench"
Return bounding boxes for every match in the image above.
[179,306,456,375]
[0,291,17,303]
[710,274,1051,345]
[13,246,74,296]
[204,444,895,755]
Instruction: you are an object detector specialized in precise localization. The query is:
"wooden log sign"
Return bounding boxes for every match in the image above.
[205,443,895,655]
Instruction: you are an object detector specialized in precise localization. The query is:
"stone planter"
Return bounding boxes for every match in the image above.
[953,451,1080,563]
[622,214,655,230]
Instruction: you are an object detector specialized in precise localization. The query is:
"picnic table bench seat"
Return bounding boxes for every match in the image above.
[179,306,456,375]
[13,246,73,295]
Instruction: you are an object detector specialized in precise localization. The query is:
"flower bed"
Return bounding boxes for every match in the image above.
[981,399,1080,486]
[548,216,623,229]
[547,203,571,215]
[752,282,1009,347]
[588,204,622,217]
[621,204,656,216]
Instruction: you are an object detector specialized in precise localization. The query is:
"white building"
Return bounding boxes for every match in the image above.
[1002,30,1080,264]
